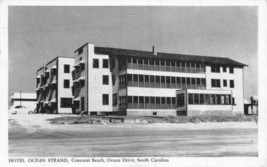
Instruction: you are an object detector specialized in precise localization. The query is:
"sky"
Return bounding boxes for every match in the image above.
[8,6,258,100]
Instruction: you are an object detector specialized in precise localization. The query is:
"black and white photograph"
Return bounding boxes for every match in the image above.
[1,1,266,167]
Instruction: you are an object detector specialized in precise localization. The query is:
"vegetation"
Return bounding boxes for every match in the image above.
[48,114,258,125]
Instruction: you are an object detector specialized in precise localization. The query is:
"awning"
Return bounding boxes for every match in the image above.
[51,65,56,69]
[45,69,50,73]
[73,97,80,101]
[50,80,56,84]
[44,101,49,104]
[74,60,85,67]
[50,98,56,103]
[36,75,41,79]
[78,76,85,81]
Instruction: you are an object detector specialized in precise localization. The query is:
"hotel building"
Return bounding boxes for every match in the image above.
[71,43,246,116]
[36,57,74,114]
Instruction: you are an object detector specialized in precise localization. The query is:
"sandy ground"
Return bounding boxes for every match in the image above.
[9,114,258,157]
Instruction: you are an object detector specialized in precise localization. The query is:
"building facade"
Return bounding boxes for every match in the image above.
[9,92,36,109]
[36,57,74,114]
[72,43,246,116]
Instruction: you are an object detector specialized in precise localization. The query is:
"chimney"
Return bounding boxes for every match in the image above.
[152,46,157,55]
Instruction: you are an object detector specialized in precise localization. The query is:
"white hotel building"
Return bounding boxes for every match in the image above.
[36,57,74,114]
[71,42,246,116]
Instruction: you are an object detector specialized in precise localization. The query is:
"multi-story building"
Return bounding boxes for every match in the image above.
[72,42,246,116]
[36,57,74,114]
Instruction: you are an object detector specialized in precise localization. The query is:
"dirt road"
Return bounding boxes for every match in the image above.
[9,114,258,157]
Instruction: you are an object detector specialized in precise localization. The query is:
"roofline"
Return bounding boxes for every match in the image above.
[46,56,74,66]
[74,42,90,52]
[94,46,247,67]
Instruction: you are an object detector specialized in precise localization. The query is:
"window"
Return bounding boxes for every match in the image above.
[103,75,109,85]
[81,97,84,111]
[223,80,227,87]
[103,59,109,68]
[230,80,234,88]
[64,79,70,88]
[229,67,234,73]
[111,58,115,70]
[200,94,204,104]
[78,48,83,55]
[93,59,99,68]
[60,98,72,108]
[177,94,185,107]
[64,64,70,73]
[232,97,235,105]
[79,57,82,61]
[113,94,117,106]
[103,94,109,105]
[112,75,116,85]
[211,79,220,88]
[189,94,194,104]
[194,94,199,104]
[223,66,227,72]
[211,66,220,73]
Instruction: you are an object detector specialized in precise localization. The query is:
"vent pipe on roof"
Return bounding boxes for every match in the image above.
[152,46,157,55]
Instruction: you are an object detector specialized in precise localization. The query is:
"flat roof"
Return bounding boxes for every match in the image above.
[94,46,247,67]
[10,92,36,99]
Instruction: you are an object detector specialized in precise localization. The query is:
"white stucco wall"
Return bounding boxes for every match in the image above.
[205,66,244,114]
[88,44,113,112]
[57,57,74,114]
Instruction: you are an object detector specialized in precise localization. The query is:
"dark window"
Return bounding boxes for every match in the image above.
[60,98,72,108]
[78,48,83,55]
[211,79,220,88]
[103,94,109,105]
[229,67,234,73]
[211,66,220,73]
[194,94,199,104]
[232,97,235,105]
[189,94,194,104]
[223,80,227,87]
[103,75,109,85]
[223,66,227,72]
[200,94,205,104]
[230,80,234,88]
[81,97,84,111]
[113,94,117,106]
[153,112,157,116]
[177,94,185,107]
[64,64,70,73]
[64,79,70,88]
[93,59,99,68]
[103,59,109,68]
[111,58,115,70]
[79,57,82,61]
[112,75,116,85]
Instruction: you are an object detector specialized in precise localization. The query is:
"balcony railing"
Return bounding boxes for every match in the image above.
[127,63,205,73]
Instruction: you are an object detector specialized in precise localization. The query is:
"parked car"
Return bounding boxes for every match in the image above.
[9,105,35,114]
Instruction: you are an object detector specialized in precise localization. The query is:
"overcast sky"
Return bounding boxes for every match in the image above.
[8,6,258,100]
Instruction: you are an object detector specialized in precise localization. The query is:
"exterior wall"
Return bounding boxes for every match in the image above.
[127,109,176,116]
[88,44,113,113]
[205,66,244,114]
[36,57,74,114]
[10,92,36,109]
[186,89,233,116]
[57,57,74,114]
[73,44,89,113]
[127,87,177,97]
